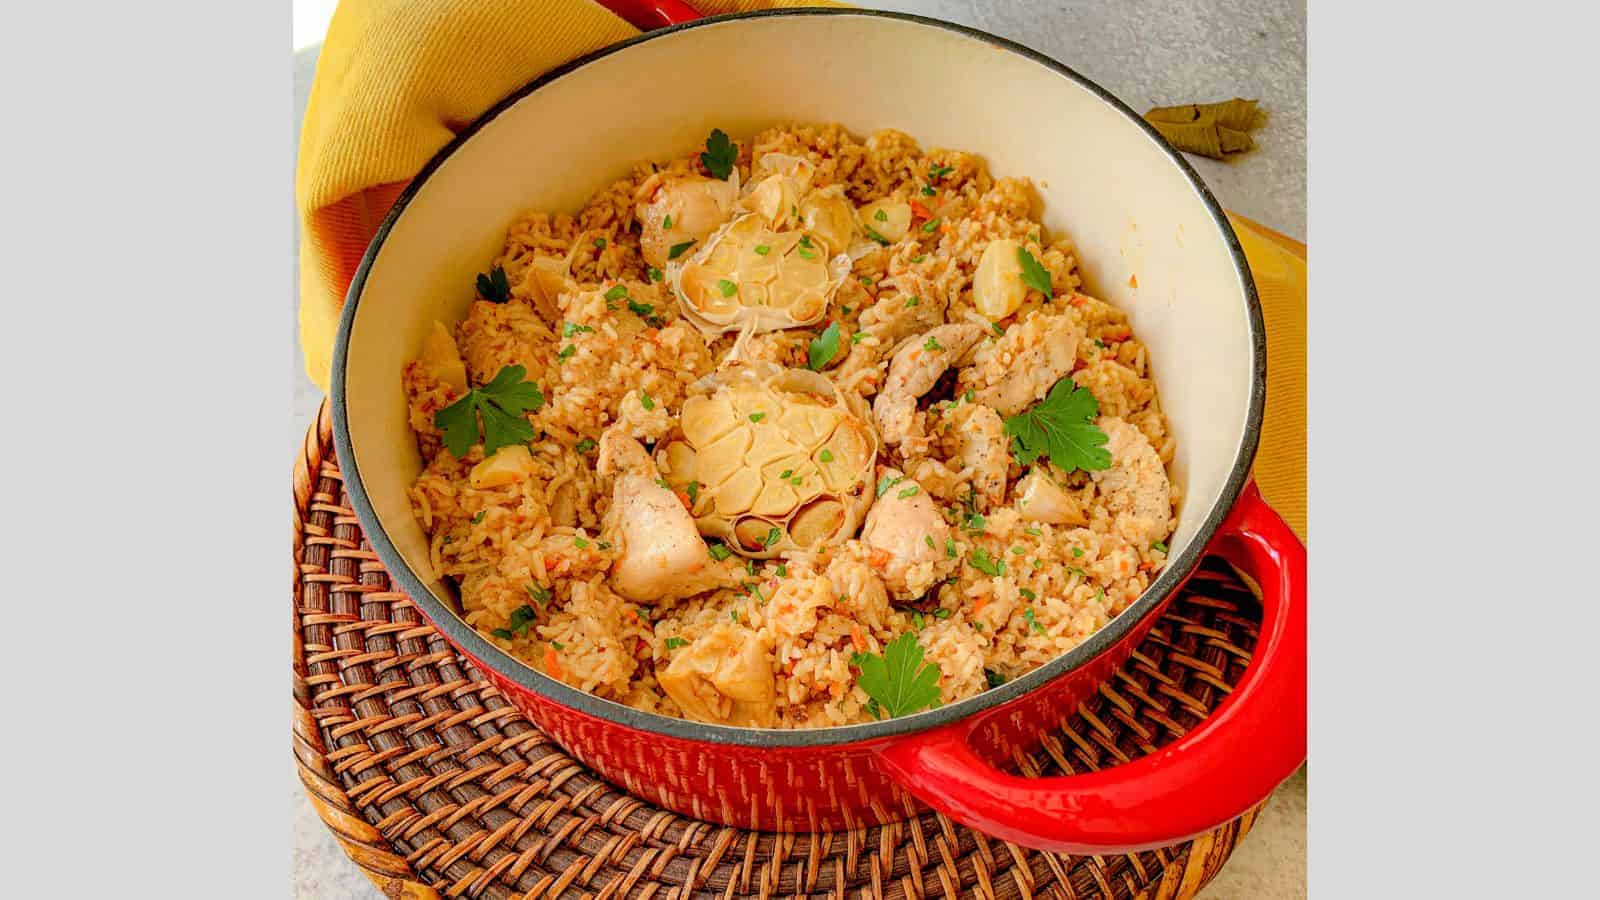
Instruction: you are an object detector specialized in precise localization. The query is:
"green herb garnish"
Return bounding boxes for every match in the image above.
[1003,379,1112,473]
[433,364,543,458]
[876,474,905,498]
[700,128,737,180]
[1152,541,1169,553]
[604,285,628,301]
[708,543,732,561]
[574,537,589,549]
[819,449,834,463]
[922,218,941,233]
[984,669,1007,688]
[648,266,664,282]
[558,344,576,361]
[562,322,594,338]
[853,632,943,718]
[665,636,689,650]
[898,485,920,499]
[929,164,954,181]
[945,537,957,559]
[754,244,771,255]
[476,266,511,303]
[526,585,551,606]
[575,438,596,453]
[874,208,889,222]
[1022,607,1045,634]
[639,390,655,411]
[905,295,919,308]
[668,239,697,260]
[594,237,607,250]
[864,226,891,246]
[763,527,781,548]
[969,547,1007,576]
[717,279,738,297]
[1017,246,1053,295]
[470,511,486,525]
[807,321,841,371]
[686,481,700,504]
[749,412,766,423]
[923,336,943,352]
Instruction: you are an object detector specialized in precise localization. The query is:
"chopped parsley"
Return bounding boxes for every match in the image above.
[925,535,936,549]
[573,537,589,549]
[667,239,697,260]
[934,607,951,620]
[1072,547,1084,557]
[921,184,937,196]
[850,331,867,345]
[686,481,700,504]
[984,669,1007,688]
[662,214,673,230]
[470,511,486,525]
[604,284,628,302]
[853,632,943,718]
[574,438,596,453]
[921,218,941,233]
[562,321,594,338]
[819,449,834,463]
[476,266,512,303]
[557,344,575,361]
[797,246,818,260]
[898,485,920,499]
[807,321,841,371]
[491,603,538,641]
[1022,607,1045,634]
[911,254,926,264]
[1018,588,1037,601]
[648,266,664,282]
[754,244,771,255]
[775,564,787,576]
[550,641,565,650]
[929,164,955,181]
[526,584,551,606]
[749,411,766,423]
[1003,379,1112,473]
[991,321,1006,337]
[1017,246,1053,295]
[945,538,957,559]
[708,542,732,561]
[639,390,655,411]
[876,474,905,497]
[700,128,737,180]
[763,527,781,548]
[923,336,944,352]
[665,636,689,650]
[717,278,738,297]
[963,513,987,534]
[434,364,543,457]
[905,295,920,308]
[873,208,889,222]
[655,478,670,490]
[912,611,926,630]
[1152,540,1169,553]
[1025,526,1041,536]
[859,276,875,287]
[780,469,794,480]
[626,298,655,318]
[730,608,740,623]
[968,547,1007,576]
[864,226,891,246]
[593,237,607,250]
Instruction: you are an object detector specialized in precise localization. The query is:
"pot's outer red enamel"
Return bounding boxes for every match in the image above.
[329,7,1307,853]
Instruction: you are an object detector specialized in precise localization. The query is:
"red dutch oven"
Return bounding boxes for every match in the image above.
[330,5,1306,854]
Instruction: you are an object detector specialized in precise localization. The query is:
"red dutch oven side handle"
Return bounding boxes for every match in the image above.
[595,0,704,30]
[876,482,1306,854]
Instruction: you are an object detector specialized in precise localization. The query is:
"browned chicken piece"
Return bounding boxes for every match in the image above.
[657,622,777,727]
[945,402,1008,511]
[634,174,739,270]
[966,311,1083,416]
[598,430,729,603]
[859,467,959,601]
[1091,416,1173,547]
[872,323,985,447]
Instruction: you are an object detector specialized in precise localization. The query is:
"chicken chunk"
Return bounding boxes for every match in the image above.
[1013,466,1088,526]
[945,402,1008,511]
[1090,417,1173,547]
[657,623,777,727]
[634,174,739,269]
[598,431,727,603]
[859,468,958,601]
[966,311,1083,416]
[872,323,985,447]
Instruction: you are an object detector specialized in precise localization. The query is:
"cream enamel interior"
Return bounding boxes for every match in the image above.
[339,13,1254,607]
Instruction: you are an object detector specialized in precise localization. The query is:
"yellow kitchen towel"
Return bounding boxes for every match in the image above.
[295,0,1305,539]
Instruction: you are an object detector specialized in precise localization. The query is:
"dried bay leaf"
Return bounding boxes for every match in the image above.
[1144,97,1262,159]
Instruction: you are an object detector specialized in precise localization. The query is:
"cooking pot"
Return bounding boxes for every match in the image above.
[330,6,1306,853]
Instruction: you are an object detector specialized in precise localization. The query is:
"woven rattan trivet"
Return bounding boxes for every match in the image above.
[293,402,1263,900]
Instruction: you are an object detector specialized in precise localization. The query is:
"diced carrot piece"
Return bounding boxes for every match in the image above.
[1128,274,1139,288]
[909,199,933,221]
[850,625,866,653]
[544,647,563,679]
[868,548,891,569]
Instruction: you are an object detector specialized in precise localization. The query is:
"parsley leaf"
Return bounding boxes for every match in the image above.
[686,481,700,504]
[507,603,537,636]
[574,438,596,453]
[701,128,737,180]
[1017,246,1053,295]
[665,636,689,650]
[819,449,834,463]
[604,284,628,302]
[668,239,697,260]
[929,164,955,181]
[853,632,943,718]
[476,266,511,303]
[807,321,841,371]
[717,279,738,297]
[1002,379,1112,473]
[433,364,543,458]
[648,266,664,282]
[525,585,551,606]
[708,542,732,561]
[969,547,1007,576]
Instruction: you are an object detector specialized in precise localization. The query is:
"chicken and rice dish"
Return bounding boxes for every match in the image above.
[403,124,1179,729]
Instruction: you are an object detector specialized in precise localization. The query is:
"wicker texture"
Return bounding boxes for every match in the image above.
[294,401,1262,899]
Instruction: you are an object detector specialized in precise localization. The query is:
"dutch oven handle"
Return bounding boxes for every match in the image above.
[595,0,704,30]
[876,482,1306,853]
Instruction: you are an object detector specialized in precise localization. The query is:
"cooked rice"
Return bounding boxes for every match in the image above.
[403,123,1179,729]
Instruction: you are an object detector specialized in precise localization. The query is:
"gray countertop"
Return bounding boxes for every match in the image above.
[290,3,1305,896]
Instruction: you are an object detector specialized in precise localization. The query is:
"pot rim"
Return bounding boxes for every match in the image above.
[329,7,1265,750]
